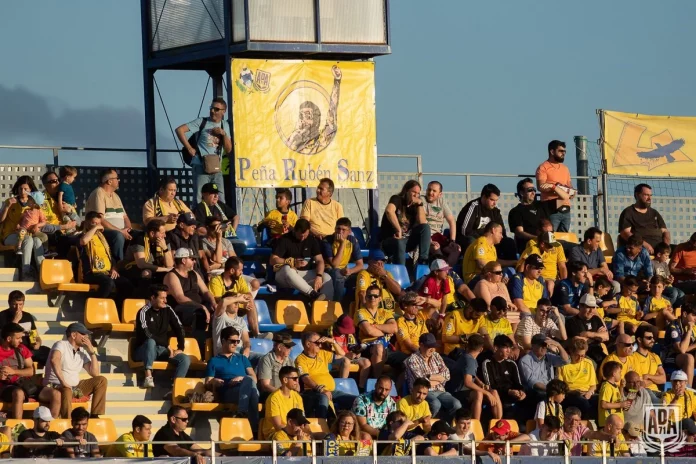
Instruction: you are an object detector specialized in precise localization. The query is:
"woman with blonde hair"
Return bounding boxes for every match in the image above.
[324,410,372,456]
[474,261,516,311]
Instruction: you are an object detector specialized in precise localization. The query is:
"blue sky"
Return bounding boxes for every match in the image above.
[2,0,696,190]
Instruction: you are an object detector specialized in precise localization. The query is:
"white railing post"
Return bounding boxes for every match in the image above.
[210,440,216,464]
[505,441,510,464]
[272,440,278,464]
[470,439,476,464]
[311,439,317,464]
[411,437,417,464]
[372,439,377,464]
[601,440,607,464]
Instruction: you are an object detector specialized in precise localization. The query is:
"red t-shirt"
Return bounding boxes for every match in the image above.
[0,344,31,386]
[419,276,450,301]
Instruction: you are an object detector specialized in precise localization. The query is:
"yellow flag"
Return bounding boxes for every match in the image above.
[602,110,695,176]
[231,59,377,188]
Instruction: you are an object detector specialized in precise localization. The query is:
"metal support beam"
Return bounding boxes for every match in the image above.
[141,0,159,194]
[367,189,379,249]
[574,135,589,195]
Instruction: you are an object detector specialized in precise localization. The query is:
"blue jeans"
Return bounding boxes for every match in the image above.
[426,390,462,422]
[102,229,126,262]
[328,268,347,301]
[192,163,225,204]
[134,338,191,378]
[219,376,259,432]
[663,286,686,308]
[302,390,356,419]
[549,210,571,232]
[382,223,432,265]
[3,233,44,272]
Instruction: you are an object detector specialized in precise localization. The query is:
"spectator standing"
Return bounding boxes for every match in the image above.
[404,333,461,421]
[142,177,192,232]
[39,323,107,419]
[379,180,431,266]
[153,406,213,461]
[552,261,590,316]
[618,183,670,253]
[452,334,502,420]
[352,376,397,438]
[60,407,101,458]
[517,231,567,295]
[256,333,296,400]
[323,217,363,301]
[536,140,574,232]
[0,290,50,367]
[85,168,132,261]
[301,178,344,246]
[518,334,568,404]
[534,379,568,428]
[570,227,618,293]
[107,415,153,458]
[597,361,627,427]
[509,177,548,253]
[270,218,333,300]
[12,406,63,458]
[175,98,232,203]
[133,284,190,390]
[423,181,461,266]
[206,327,260,434]
[565,294,609,366]
[192,183,245,255]
[509,254,549,314]
[0,322,37,419]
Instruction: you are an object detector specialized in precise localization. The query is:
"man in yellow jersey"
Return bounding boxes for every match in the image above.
[396,377,432,433]
[270,408,313,457]
[355,284,399,377]
[442,298,489,360]
[262,366,305,439]
[355,249,402,309]
[510,254,549,314]
[395,292,430,355]
[663,370,696,436]
[483,296,516,354]
[599,334,634,381]
[107,415,153,457]
[591,414,630,457]
[629,325,665,403]
[324,217,364,301]
[517,231,567,296]
[462,221,506,284]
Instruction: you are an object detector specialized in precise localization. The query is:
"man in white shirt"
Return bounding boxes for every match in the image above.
[38,323,107,419]
[519,415,562,456]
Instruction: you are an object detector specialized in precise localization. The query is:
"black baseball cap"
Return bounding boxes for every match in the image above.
[201,183,220,194]
[431,420,456,436]
[524,254,545,269]
[177,212,199,226]
[287,408,310,426]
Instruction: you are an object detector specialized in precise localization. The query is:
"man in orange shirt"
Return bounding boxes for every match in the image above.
[670,232,696,295]
[536,140,575,232]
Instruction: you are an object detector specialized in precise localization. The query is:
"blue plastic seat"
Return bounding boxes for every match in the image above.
[290,339,303,359]
[261,228,271,246]
[352,227,367,248]
[257,300,286,332]
[334,378,360,396]
[250,338,274,355]
[235,225,257,256]
[384,264,411,289]
[365,378,397,396]
[415,264,430,281]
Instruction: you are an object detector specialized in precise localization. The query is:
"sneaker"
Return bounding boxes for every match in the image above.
[309,291,327,301]
[141,376,155,389]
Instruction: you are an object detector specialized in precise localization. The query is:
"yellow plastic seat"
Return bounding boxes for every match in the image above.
[50,418,71,434]
[40,259,97,306]
[600,232,615,264]
[349,301,357,318]
[205,339,214,362]
[311,301,343,330]
[85,298,134,332]
[554,232,579,244]
[219,417,265,452]
[275,300,310,332]
[487,419,521,453]
[525,419,536,433]
[5,419,34,430]
[470,419,484,441]
[173,378,226,412]
[122,299,147,324]
[307,418,330,435]
[169,337,207,370]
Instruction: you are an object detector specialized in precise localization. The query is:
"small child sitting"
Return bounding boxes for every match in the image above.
[259,189,297,243]
[642,275,676,323]
[652,242,685,308]
[328,314,371,391]
[534,378,567,430]
[16,191,48,255]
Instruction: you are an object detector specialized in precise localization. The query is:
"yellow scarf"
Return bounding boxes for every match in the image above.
[80,231,112,279]
[154,195,185,218]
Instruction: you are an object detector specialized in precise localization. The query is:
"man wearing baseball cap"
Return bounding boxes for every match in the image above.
[270,408,312,457]
[257,333,296,400]
[39,323,107,419]
[564,293,608,365]
[477,419,530,456]
[355,249,402,309]
[193,183,245,253]
[418,420,458,456]
[167,212,204,273]
[663,370,696,436]
[517,230,567,295]
[509,254,549,313]
[13,406,64,457]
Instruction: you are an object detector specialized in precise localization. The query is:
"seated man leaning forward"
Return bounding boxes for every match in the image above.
[270,218,333,300]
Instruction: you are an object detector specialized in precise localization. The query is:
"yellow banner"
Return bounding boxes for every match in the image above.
[231,59,377,188]
[602,110,696,176]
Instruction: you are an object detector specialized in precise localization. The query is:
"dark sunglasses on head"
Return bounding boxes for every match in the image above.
[366,294,380,299]
[210,106,225,112]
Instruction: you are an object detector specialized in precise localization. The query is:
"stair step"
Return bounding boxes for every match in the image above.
[105,400,171,416]
[0,281,40,293]
[0,294,52,307]
[0,268,18,282]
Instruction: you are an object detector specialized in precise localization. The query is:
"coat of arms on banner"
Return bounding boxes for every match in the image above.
[642,405,686,453]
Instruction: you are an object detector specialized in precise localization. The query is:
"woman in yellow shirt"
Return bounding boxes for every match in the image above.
[557,337,597,419]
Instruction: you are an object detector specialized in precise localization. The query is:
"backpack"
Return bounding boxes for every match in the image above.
[181,118,208,167]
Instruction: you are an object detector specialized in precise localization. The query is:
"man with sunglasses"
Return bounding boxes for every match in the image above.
[85,168,133,261]
[38,171,78,256]
[536,140,575,232]
[565,294,608,366]
[356,284,399,379]
[598,333,634,382]
[176,97,232,204]
[205,326,260,433]
[262,366,304,439]
[509,178,549,253]
[629,325,665,402]
[153,405,214,461]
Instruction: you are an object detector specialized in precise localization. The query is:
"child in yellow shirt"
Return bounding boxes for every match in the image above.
[642,275,676,324]
[598,361,630,427]
[260,189,298,243]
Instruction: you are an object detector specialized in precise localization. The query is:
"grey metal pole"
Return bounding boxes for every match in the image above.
[575,135,588,195]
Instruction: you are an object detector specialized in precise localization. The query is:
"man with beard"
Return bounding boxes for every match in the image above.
[536,140,575,232]
[423,181,460,266]
[618,183,670,254]
[629,325,665,402]
[508,178,548,253]
[351,375,397,438]
[565,294,609,366]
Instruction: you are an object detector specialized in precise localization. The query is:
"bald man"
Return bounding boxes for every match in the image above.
[622,371,655,424]
[592,414,630,457]
[599,334,634,381]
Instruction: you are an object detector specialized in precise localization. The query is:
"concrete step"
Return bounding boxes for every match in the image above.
[0,293,52,307]
[0,281,41,294]
[0,268,18,282]
[28,306,64,321]
[105,400,171,416]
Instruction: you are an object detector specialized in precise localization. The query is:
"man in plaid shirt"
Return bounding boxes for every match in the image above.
[404,333,461,422]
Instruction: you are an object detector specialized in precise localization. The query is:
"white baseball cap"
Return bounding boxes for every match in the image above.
[671,370,688,381]
[579,294,598,308]
[33,406,53,422]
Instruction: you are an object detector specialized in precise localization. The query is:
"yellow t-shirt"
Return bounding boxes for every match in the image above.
[83,234,112,278]
[263,389,304,438]
[296,349,336,392]
[598,381,623,426]
[444,275,459,306]
[355,307,395,344]
[598,354,632,381]
[512,275,546,312]
[557,358,597,392]
[397,396,431,426]
[629,351,662,392]
[0,432,8,455]
[396,316,429,354]
[647,295,670,313]
[462,236,497,283]
[208,274,250,299]
[300,198,344,237]
[443,310,484,355]
[329,236,357,269]
[262,209,299,237]
[484,317,513,340]
[591,433,629,456]
[271,429,311,456]
[106,432,154,457]
[517,239,567,281]
[663,389,696,421]
[617,295,640,323]
[355,270,397,310]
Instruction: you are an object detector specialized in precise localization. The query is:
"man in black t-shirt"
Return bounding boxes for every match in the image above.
[270,218,333,300]
[122,219,174,297]
[153,406,213,462]
[0,290,50,367]
[379,181,431,266]
[167,212,206,274]
[13,406,64,458]
[565,294,608,366]
[618,183,670,254]
[508,178,548,253]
